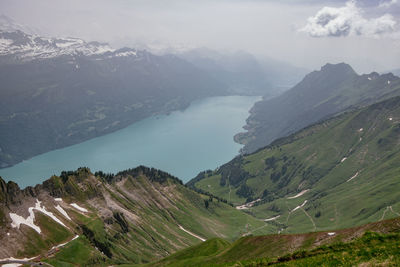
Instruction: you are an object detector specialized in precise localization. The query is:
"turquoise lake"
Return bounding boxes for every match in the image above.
[0,96,260,188]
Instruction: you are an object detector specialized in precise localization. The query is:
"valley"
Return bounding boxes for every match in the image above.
[1,2,400,265]
[0,95,259,188]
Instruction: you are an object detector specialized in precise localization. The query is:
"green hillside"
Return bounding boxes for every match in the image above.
[190,95,400,234]
[0,166,271,266]
[147,217,400,267]
[236,63,400,153]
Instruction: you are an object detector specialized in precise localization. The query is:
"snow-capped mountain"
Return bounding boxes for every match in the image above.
[0,15,142,62]
[0,30,119,61]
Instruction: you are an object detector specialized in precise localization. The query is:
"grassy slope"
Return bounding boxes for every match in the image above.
[147,217,400,267]
[1,166,272,265]
[191,96,400,234]
[237,63,400,154]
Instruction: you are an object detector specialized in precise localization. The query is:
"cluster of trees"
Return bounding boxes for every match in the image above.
[116,165,183,185]
[190,187,232,207]
[218,156,250,187]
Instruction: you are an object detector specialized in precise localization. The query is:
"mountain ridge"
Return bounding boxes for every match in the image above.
[0,166,272,265]
[236,62,400,153]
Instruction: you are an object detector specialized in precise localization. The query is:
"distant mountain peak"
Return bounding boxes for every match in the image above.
[320,62,356,75]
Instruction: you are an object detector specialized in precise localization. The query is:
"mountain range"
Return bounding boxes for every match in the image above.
[0,15,300,169]
[1,15,400,267]
[236,63,400,153]
[0,16,232,169]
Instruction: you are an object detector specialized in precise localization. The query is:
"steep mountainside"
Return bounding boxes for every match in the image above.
[0,166,270,265]
[190,95,400,234]
[0,26,228,168]
[236,63,400,153]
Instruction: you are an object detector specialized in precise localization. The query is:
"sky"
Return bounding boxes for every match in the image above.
[0,0,399,73]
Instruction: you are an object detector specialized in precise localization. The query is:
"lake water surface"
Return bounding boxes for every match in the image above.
[0,96,260,188]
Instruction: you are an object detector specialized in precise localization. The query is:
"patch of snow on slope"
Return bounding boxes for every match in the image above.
[70,203,88,212]
[290,200,308,213]
[55,205,71,221]
[54,198,63,202]
[347,171,359,182]
[33,200,68,228]
[10,199,67,234]
[0,256,36,267]
[287,189,309,199]
[178,225,206,241]
[115,50,137,57]
[341,157,347,163]
[51,235,79,250]
[9,211,41,234]
[264,215,280,222]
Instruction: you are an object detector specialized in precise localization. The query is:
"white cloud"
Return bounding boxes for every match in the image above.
[379,0,398,8]
[300,0,397,38]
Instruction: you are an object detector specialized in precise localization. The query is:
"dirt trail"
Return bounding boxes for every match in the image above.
[301,208,317,232]
[380,206,390,221]
[178,225,206,242]
[390,206,400,216]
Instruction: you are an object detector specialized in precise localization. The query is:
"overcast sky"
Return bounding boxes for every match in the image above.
[1,0,399,73]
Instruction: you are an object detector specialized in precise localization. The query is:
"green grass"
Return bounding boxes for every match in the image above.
[191,96,400,234]
[147,217,400,267]
[16,212,72,258]
[45,236,106,266]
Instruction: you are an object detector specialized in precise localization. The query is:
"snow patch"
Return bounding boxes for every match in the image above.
[70,203,88,212]
[341,157,347,163]
[10,199,67,234]
[55,205,71,221]
[236,198,261,210]
[33,200,68,228]
[328,232,336,236]
[388,80,391,84]
[264,215,280,222]
[347,171,359,182]
[54,198,63,202]
[389,117,393,121]
[7,232,10,236]
[51,235,79,250]
[358,128,363,132]
[368,77,372,80]
[287,189,309,199]
[10,211,41,234]
[115,50,137,57]
[0,256,36,267]
[178,225,206,242]
[290,200,308,213]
